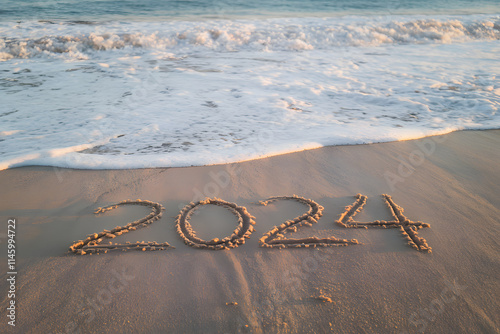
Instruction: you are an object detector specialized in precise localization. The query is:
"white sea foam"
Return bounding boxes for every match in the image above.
[1,15,499,61]
[0,14,499,170]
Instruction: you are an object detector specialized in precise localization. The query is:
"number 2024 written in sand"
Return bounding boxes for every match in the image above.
[69,194,432,255]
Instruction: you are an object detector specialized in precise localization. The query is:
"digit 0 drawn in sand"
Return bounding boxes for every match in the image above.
[69,199,172,255]
[336,194,432,252]
[175,198,256,250]
[259,195,359,249]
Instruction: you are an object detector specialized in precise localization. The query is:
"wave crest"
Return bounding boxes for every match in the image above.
[1,16,499,60]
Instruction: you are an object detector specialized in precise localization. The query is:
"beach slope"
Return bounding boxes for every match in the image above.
[0,130,499,333]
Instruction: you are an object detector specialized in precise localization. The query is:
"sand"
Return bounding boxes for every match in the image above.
[0,129,499,334]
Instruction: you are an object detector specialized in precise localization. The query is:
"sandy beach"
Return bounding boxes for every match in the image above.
[0,129,499,334]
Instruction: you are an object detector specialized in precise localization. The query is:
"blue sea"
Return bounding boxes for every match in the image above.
[1,0,499,169]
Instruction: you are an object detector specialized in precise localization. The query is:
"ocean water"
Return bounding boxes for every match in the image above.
[1,1,499,170]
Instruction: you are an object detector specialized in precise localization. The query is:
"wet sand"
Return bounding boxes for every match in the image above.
[0,130,499,333]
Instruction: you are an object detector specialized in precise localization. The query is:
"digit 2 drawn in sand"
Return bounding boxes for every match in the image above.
[336,194,432,252]
[69,199,173,255]
[258,195,359,249]
[175,198,257,250]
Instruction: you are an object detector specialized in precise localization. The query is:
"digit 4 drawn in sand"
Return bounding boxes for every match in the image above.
[335,194,432,252]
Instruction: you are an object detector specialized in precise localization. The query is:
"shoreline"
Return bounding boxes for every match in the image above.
[5,127,500,173]
[0,129,499,333]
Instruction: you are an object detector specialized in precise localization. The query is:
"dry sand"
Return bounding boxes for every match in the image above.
[0,129,499,334]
